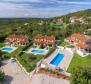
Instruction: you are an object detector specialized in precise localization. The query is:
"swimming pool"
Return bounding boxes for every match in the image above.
[29,48,48,55]
[2,47,13,51]
[50,53,64,66]
[1,46,17,53]
[31,49,45,54]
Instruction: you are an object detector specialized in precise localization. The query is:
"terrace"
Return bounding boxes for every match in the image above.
[41,48,73,72]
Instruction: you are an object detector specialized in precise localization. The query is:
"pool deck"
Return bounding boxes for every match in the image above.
[28,48,48,55]
[1,46,18,53]
[44,48,74,71]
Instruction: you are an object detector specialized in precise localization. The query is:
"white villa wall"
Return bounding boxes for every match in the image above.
[76,49,89,57]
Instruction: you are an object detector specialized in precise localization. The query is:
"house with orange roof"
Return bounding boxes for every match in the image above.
[66,33,91,56]
[5,34,29,46]
[33,34,56,48]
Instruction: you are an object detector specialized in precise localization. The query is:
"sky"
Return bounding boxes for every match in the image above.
[0,0,91,18]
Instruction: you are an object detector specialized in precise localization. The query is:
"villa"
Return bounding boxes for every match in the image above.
[65,33,91,56]
[33,34,56,48]
[70,16,85,23]
[5,34,29,46]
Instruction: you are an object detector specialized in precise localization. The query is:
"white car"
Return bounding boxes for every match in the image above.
[11,57,16,62]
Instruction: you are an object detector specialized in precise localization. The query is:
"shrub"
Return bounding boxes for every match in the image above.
[16,54,41,72]
[22,42,33,51]
[0,71,4,84]
[45,48,56,58]
[71,67,91,84]
[29,56,36,60]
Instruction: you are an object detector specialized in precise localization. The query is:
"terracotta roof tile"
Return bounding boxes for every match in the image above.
[76,43,89,49]
[34,34,55,45]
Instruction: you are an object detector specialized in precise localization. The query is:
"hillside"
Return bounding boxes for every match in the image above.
[0,9,91,42]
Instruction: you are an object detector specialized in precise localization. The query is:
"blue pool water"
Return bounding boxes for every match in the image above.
[31,49,45,54]
[50,53,64,66]
[2,47,13,51]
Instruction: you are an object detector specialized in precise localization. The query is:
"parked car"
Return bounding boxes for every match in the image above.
[11,57,16,62]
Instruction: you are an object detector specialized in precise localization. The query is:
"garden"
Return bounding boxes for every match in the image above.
[17,53,42,72]
[0,42,5,47]
[16,44,56,72]
[67,53,91,73]
[61,41,69,47]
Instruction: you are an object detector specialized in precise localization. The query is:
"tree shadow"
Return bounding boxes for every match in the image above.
[2,58,10,61]
[4,75,13,84]
[0,58,9,67]
[1,62,7,66]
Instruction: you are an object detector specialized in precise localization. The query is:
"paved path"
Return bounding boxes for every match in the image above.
[31,74,69,84]
[1,59,31,84]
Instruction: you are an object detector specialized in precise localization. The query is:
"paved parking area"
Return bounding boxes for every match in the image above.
[1,59,31,84]
[1,59,70,84]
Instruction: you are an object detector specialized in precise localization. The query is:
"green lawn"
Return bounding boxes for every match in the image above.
[17,53,42,72]
[67,53,91,73]
[67,45,74,48]
[54,25,64,29]
[0,42,5,47]
[53,23,67,29]
[61,41,69,47]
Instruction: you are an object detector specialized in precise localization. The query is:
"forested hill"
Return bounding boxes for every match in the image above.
[49,9,91,23]
[54,9,91,18]
[0,9,91,41]
[68,9,91,17]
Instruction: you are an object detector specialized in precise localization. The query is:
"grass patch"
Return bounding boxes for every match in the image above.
[61,41,69,47]
[67,45,74,48]
[53,23,67,29]
[16,45,56,72]
[54,24,64,29]
[67,53,91,73]
[17,53,42,72]
[0,42,5,47]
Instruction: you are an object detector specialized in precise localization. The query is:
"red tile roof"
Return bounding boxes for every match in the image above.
[76,43,89,49]
[66,33,91,49]
[67,33,90,42]
[5,34,29,45]
[34,34,56,45]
